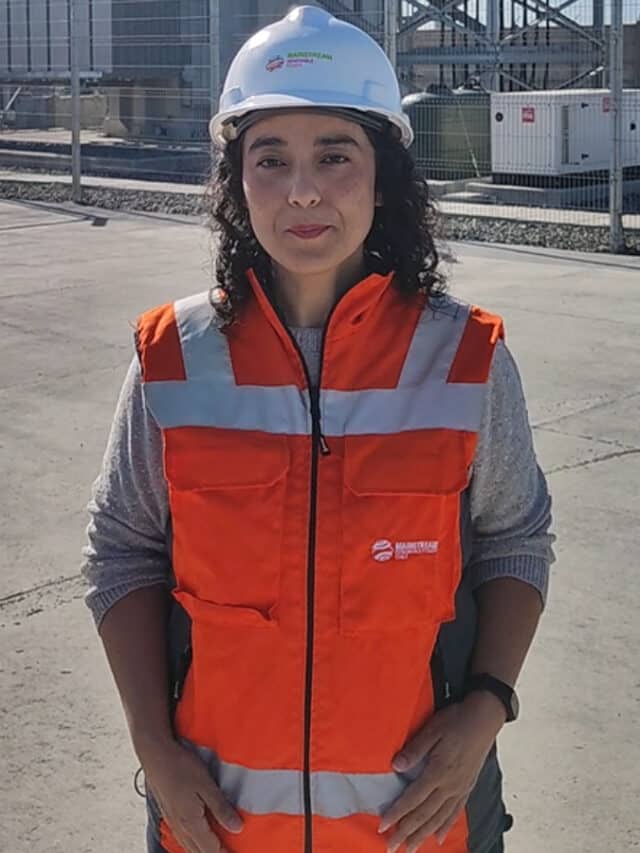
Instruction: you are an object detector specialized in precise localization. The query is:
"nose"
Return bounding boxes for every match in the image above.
[287,167,321,209]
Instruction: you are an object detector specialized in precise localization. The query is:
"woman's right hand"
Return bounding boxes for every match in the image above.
[142,737,244,853]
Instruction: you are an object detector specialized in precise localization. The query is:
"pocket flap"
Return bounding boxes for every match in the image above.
[173,589,276,627]
[344,431,474,496]
[164,427,290,490]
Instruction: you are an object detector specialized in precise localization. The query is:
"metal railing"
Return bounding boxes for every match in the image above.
[0,0,638,251]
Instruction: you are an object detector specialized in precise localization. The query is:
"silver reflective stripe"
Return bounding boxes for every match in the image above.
[321,300,482,435]
[186,741,426,819]
[191,742,304,816]
[145,291,312,433]
[144,293,485,436]
[144,380,311,434]
[174,292,231,383]
[321,383,486,436]
[399,299,469,387]
[312,762,425,818]
[144,380,484,434]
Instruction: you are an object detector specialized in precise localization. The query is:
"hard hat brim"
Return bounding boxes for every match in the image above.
[210,93,414,149]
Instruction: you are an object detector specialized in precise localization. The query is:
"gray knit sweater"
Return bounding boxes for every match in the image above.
[82,329,554,627]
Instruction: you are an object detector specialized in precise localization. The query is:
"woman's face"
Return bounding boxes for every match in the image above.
[241,111,378,281]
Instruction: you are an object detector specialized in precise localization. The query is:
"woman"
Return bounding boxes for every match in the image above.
[83,7,554,853]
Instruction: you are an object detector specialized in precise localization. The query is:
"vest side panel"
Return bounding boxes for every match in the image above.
[309,302,503,851]
[322,287,425,391]
[310,427,477,779]
[159,813,305,853]
[228,293,308,389]
[313,811,470,852]
[168,431,310,773]
[136,302,186,383]
[447,308,504,385]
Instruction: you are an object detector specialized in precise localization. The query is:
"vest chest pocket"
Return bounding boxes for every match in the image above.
[340,433,473,635]
[164,427,290,620]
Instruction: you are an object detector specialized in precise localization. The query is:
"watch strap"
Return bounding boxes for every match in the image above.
[464,673,518,722]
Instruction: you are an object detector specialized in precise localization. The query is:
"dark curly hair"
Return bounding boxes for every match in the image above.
[204,119,445,328]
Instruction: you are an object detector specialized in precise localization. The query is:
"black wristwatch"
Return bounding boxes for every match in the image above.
[464,674,519,723]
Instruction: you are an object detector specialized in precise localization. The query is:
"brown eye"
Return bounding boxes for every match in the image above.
[257,158,284,169]
[322,154,349,165]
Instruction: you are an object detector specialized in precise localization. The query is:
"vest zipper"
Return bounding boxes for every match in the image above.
[302,333,331,853]
[303,383,320,853]
[275,322,331,853]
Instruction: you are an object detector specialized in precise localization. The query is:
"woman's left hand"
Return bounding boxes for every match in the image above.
[378,693,507,852]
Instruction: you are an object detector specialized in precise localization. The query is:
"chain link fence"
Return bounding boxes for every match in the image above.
[1,0,638,250]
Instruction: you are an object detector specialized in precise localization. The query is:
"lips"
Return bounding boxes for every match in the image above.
[286,225,331,239]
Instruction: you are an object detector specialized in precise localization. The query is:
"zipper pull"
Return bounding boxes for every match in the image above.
[318,432,331,456]
[310,388,331,455]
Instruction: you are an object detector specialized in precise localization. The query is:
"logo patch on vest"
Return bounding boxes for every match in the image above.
[371,539,439,562]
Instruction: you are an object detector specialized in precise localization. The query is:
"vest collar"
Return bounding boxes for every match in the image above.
[246,268,396,344]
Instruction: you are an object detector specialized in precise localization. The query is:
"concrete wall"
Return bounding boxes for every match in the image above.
[102,83,210,142]
[0,86,106,130]
[2,88,53,128]
[53,92,107,130]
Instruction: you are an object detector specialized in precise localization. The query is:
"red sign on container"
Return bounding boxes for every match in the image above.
[603,96,611,113]
[522,107,536,123]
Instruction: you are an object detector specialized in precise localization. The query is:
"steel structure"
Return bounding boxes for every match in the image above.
[390,0,608,91]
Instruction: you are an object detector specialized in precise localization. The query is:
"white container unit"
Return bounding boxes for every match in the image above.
[490,89,640,176]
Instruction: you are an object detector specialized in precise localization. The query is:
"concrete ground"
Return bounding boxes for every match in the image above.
[0,198,638,853]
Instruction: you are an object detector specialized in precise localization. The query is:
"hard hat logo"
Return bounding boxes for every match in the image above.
[266,51,333,72]
[265,56,285,73]
[287,51,333,62]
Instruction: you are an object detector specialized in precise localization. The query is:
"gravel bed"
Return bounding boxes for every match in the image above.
[443,214,639,254]
[0,178,205,216]
[1,177,639,254]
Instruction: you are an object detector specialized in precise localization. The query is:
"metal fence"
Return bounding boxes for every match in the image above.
[0,0,638,251]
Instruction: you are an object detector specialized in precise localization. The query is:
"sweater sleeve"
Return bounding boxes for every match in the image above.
[81,356,172,629]
[466,339,555,607]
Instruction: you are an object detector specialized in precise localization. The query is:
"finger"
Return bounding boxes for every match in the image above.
[403,797,459,853]
[152,802,203,853]
[199,785,244,834]
[386,790,450,853]
[170,824,203,853]
[184,814,226,853]
[180,835,204,853]
[379,756,443,833]
[165,797,223,853]
[392,720,443,773]
[434,797,466,846]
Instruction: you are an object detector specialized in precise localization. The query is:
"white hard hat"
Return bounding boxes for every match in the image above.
[209,5,413,148]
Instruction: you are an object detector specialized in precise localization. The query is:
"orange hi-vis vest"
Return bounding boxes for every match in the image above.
[137,270,507,853]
